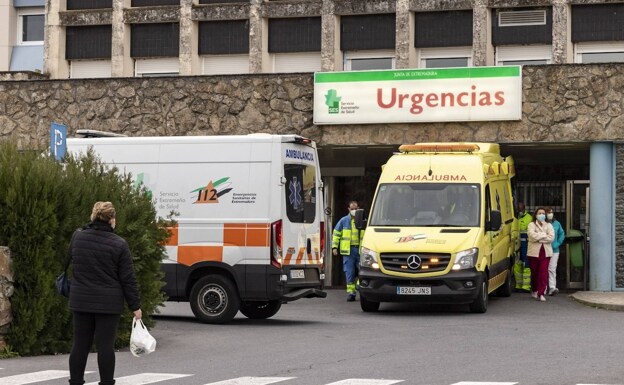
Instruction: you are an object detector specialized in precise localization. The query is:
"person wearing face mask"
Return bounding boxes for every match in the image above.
[332,201,365,301]
[68,201,142,385]
[545,207,565,296]
[526,207,555,302]
[514,202,533,292]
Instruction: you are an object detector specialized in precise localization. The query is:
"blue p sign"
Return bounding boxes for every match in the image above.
[50,122,67,162]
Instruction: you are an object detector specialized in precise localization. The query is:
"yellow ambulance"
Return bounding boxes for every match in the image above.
[356,143,517,313]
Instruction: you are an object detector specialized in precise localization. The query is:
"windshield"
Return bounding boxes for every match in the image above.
[369,183,481,227]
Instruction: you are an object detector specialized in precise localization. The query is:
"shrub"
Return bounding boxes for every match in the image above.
[0,139,167,355]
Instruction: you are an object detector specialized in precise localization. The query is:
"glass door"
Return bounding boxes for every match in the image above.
[565,180,589,289]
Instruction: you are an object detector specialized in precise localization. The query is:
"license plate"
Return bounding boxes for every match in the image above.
[397,286,431,295]
[290,269,305,279]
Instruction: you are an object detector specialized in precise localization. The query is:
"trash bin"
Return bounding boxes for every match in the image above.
[566,229,585,268]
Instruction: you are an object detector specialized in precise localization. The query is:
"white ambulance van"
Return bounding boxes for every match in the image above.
[356,143,517,313]
[67,133,327,323]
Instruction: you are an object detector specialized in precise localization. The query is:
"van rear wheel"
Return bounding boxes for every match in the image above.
[360,296,380,312]
[190,275,240,324]
[469,275,488,313]
[240,300,282,319]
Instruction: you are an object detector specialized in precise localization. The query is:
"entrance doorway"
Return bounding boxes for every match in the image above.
[565,180,589,290]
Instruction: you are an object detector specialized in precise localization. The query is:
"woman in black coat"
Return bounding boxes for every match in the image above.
[68,201,142,385]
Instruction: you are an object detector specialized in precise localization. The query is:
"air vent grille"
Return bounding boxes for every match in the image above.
[499,10,547,27]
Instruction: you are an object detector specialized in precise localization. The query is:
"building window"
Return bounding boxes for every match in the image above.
[415,10,473,48]
[18,9,44,45]
[66,25,112,60]
[135,57,179,77]
[344,50,395,71]
[496,45,552,66]
[202,54,249,75]
[419,47,472,68]
[492,7,552,46]
[341,14,395,51]
[273,52,321,73]
[131,23,180,58]
[198,20,249,55]
[269,17,321,53]
[575,42,624,63]
[132,0,179,6]
[70,60,112,79]
[572,4,624,42]
[66,0,112,10]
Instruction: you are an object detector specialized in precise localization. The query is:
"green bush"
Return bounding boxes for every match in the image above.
[0,139,167,356]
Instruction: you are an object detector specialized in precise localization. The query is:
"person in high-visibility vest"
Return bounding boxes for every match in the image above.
[514,202,533,292]
[332,201,365,302]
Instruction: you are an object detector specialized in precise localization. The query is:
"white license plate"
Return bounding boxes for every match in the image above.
[397,286,431,295]
[290,269,305,279]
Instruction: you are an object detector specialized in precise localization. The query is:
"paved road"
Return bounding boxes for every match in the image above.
[2,289,623,385]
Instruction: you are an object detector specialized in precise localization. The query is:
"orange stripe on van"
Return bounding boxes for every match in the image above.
[295,247,305,264]
[178,246,223,266]
[283,250,294,265]
[223,223,246,246]
[165,225,179,246]
[246,224,270,247]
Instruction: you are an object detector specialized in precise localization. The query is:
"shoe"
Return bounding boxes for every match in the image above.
[347,295,356,302]
[539,295,546,302]
[548,288,559,296]
[531,291,538,299]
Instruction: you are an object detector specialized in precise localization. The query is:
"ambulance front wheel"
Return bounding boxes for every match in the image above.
[239,300,282,319]
[469,274,488,313]
[190,275,240,324]
[360,296,380,312]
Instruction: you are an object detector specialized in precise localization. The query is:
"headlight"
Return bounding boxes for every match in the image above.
[360,247,380,269]
[452,247,478,270]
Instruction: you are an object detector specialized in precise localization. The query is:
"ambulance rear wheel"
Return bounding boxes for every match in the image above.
[190,275,240,324]
[239,300,282,319]
[360,296,380,312]
[469,275,488,313]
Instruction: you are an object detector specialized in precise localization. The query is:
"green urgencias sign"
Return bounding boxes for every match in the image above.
[313,66,522,125]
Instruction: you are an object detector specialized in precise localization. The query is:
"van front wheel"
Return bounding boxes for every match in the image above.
[360,296,380,312]
[240,300,282,319]
[469,276,488,313]
[190,275,240,324]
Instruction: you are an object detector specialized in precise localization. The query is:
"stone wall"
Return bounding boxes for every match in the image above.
[1,64,624,149]
[0,247,13,351]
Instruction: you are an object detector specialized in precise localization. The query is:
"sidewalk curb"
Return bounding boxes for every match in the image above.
[569,292,624,312]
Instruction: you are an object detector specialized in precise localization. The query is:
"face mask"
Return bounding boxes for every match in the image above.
[350,210,357,216]
[518,210,525,216]
[546,213,554,220]
[537,214,546,222]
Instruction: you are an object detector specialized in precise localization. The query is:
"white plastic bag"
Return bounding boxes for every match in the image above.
[130,317,156,357]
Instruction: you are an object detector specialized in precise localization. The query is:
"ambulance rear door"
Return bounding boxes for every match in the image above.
[280,137,323,279]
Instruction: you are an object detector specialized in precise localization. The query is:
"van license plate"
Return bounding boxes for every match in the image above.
[397,286,431,295]
[290,269,305,279]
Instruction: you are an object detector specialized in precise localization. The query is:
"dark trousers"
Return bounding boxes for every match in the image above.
[69,311,120,385]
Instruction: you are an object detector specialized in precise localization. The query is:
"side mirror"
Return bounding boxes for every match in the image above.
[487,210,502,231]
[354,209,367,230]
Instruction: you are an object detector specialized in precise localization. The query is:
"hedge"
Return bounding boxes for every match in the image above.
[0,139,168,355]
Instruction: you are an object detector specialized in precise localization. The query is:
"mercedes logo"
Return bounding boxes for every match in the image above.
[407,254,422,270]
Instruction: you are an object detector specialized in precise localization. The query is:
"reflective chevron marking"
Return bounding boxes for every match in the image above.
[85,373,192,385]
[324,380,404,385]
[203,377,295,385]
[0,370,91,385]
